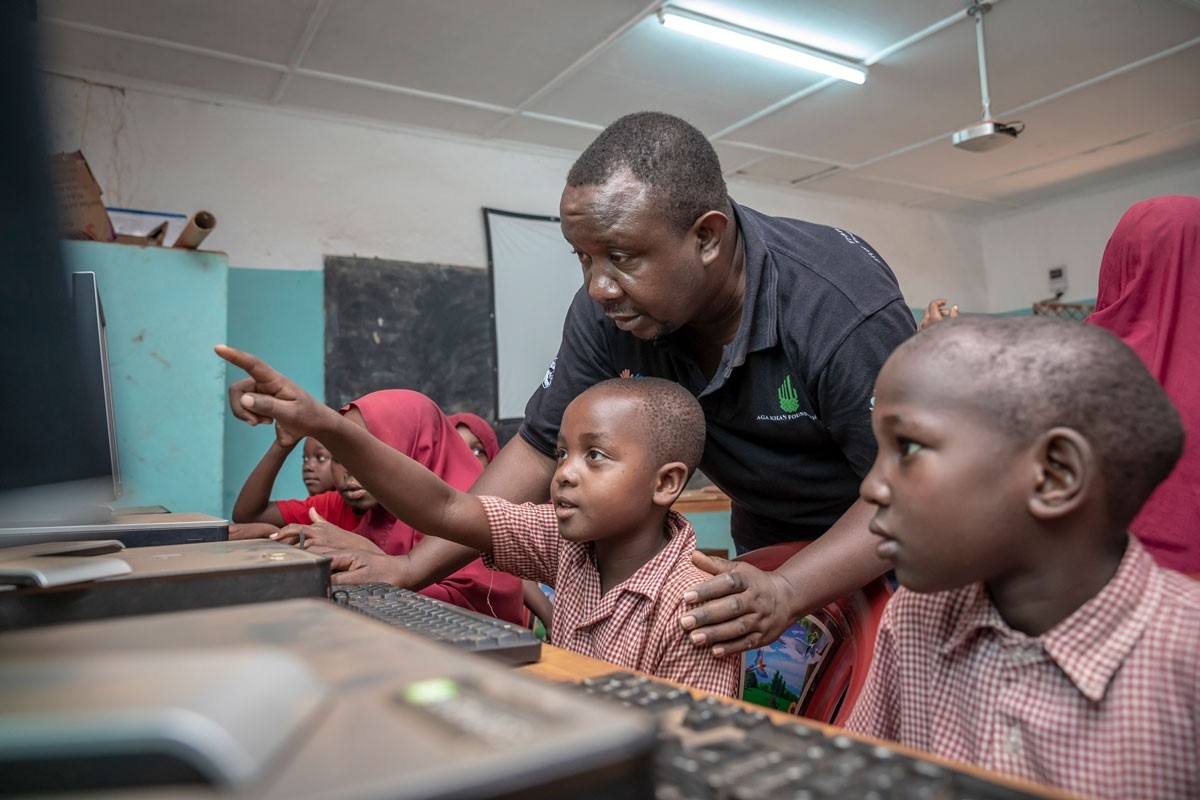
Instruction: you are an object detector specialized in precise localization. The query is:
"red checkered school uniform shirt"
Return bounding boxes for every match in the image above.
[479,497,741,697]
[845,536,1200,800]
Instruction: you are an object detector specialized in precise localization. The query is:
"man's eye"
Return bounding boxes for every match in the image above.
[899,439,923,457]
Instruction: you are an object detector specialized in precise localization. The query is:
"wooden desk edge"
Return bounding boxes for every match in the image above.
[519,644,1085,800]
[672,488,731,514]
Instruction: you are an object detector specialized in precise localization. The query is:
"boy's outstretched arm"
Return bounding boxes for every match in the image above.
[400,434,558,590]
[215,345,493,553]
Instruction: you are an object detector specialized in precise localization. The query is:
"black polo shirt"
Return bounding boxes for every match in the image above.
[519,200,916,550]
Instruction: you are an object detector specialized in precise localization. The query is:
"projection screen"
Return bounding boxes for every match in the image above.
[484,208,582,421]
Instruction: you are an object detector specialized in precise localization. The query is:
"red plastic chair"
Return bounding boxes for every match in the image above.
[734,542,892,727]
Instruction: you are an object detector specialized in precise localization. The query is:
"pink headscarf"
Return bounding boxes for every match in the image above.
[342,390,524,622]
[1086,195,1200,573]
[447,412,500,462]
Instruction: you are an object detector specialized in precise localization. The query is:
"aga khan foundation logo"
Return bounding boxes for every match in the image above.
[778,376,799,413]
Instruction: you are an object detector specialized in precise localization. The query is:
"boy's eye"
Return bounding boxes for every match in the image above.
[554,448,567,462]
[899,438,923,458]
[472,447,486,457]
[585,449,606,461]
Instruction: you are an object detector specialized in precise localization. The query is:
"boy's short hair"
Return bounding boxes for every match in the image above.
[585,377,706,476]
[907,316,1184,527]
[566,111,730,235]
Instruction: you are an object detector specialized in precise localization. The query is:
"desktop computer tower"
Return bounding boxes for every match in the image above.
[0,539,330,631]
[0,599,658,799]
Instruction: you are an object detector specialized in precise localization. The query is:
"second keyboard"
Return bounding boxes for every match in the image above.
[330,582,542,666]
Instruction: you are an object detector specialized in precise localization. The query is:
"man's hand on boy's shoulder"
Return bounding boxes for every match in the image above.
[678,552,797,657]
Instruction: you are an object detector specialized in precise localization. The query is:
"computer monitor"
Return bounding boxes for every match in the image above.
[0,2,122,528]
[71,270,123,500]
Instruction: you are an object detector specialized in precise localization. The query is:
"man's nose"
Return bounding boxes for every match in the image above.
[587,265,621,303]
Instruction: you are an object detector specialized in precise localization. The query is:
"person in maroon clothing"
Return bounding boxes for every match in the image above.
[845,316,1198,800]
[227,388,525,626]
[1085,195,1200,574]
[449,410,557,638]
[446,412,499,470]
[217,343,741,696]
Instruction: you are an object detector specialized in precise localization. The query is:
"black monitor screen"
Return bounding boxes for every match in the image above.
[0,3,121,524]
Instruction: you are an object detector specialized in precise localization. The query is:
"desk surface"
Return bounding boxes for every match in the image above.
[671,487,731,515]
[519,644,1082,800]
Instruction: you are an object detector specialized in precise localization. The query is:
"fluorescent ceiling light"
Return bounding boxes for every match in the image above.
[659,7,867,85]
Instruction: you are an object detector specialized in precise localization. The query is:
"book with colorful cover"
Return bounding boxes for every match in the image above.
[740,609,842,715]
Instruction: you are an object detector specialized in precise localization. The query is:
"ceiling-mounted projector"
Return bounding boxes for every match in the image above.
[953,2,1023,153]
[953,120,1022,152]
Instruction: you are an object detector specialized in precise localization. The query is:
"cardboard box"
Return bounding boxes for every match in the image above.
[50,151,115,242]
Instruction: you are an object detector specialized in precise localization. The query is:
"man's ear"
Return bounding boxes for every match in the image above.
[653,462,690,508]
[1029,427,1091,520]
[691,210,729,266]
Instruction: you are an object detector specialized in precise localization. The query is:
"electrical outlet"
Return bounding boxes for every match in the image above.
[1048,265,1067,297]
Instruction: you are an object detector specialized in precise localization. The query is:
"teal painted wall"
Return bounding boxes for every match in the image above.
[684,511,734,559]
[63,242,229,516]
[60,244,325,519]
[223,267,324,517]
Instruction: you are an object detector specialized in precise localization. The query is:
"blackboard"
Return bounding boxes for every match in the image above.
[324,255,521,445]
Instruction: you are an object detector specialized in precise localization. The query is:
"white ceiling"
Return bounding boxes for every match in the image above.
[35,0,1200,218]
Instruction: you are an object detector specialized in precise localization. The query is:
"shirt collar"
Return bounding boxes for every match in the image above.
[722,199,778,370]
[613,510,697,600]
[939,536,1159,702]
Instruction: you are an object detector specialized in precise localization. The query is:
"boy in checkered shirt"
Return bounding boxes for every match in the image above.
[217,343,740,697]
[845,317,1199,800]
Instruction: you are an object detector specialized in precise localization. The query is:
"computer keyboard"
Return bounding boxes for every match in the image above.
[573,671,1044,800]
[329,582,542,666]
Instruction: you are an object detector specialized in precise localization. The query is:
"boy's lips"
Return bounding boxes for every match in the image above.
[868,521,900,561]
[553,496,578,519]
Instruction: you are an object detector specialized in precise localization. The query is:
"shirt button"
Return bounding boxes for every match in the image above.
[1005,726,1022,754]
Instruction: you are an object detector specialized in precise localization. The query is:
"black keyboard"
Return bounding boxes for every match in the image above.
[329,582,541,666]
[574,671,1043,800]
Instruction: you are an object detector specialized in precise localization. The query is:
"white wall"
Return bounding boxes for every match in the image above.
[728,178,987,312]
[43,74,986,313]
[48,75,1197,315]
[43,75,573,272]
[979,162,1200,312]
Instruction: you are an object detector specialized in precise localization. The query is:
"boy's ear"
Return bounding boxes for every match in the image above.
[1029,427,1091,520]
[653,462,690,508]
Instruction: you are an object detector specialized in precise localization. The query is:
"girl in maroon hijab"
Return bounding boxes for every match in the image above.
[446,411,558,635]
[1086,195,1200,573]
[447,412,499,468]
[271,390,525,623]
